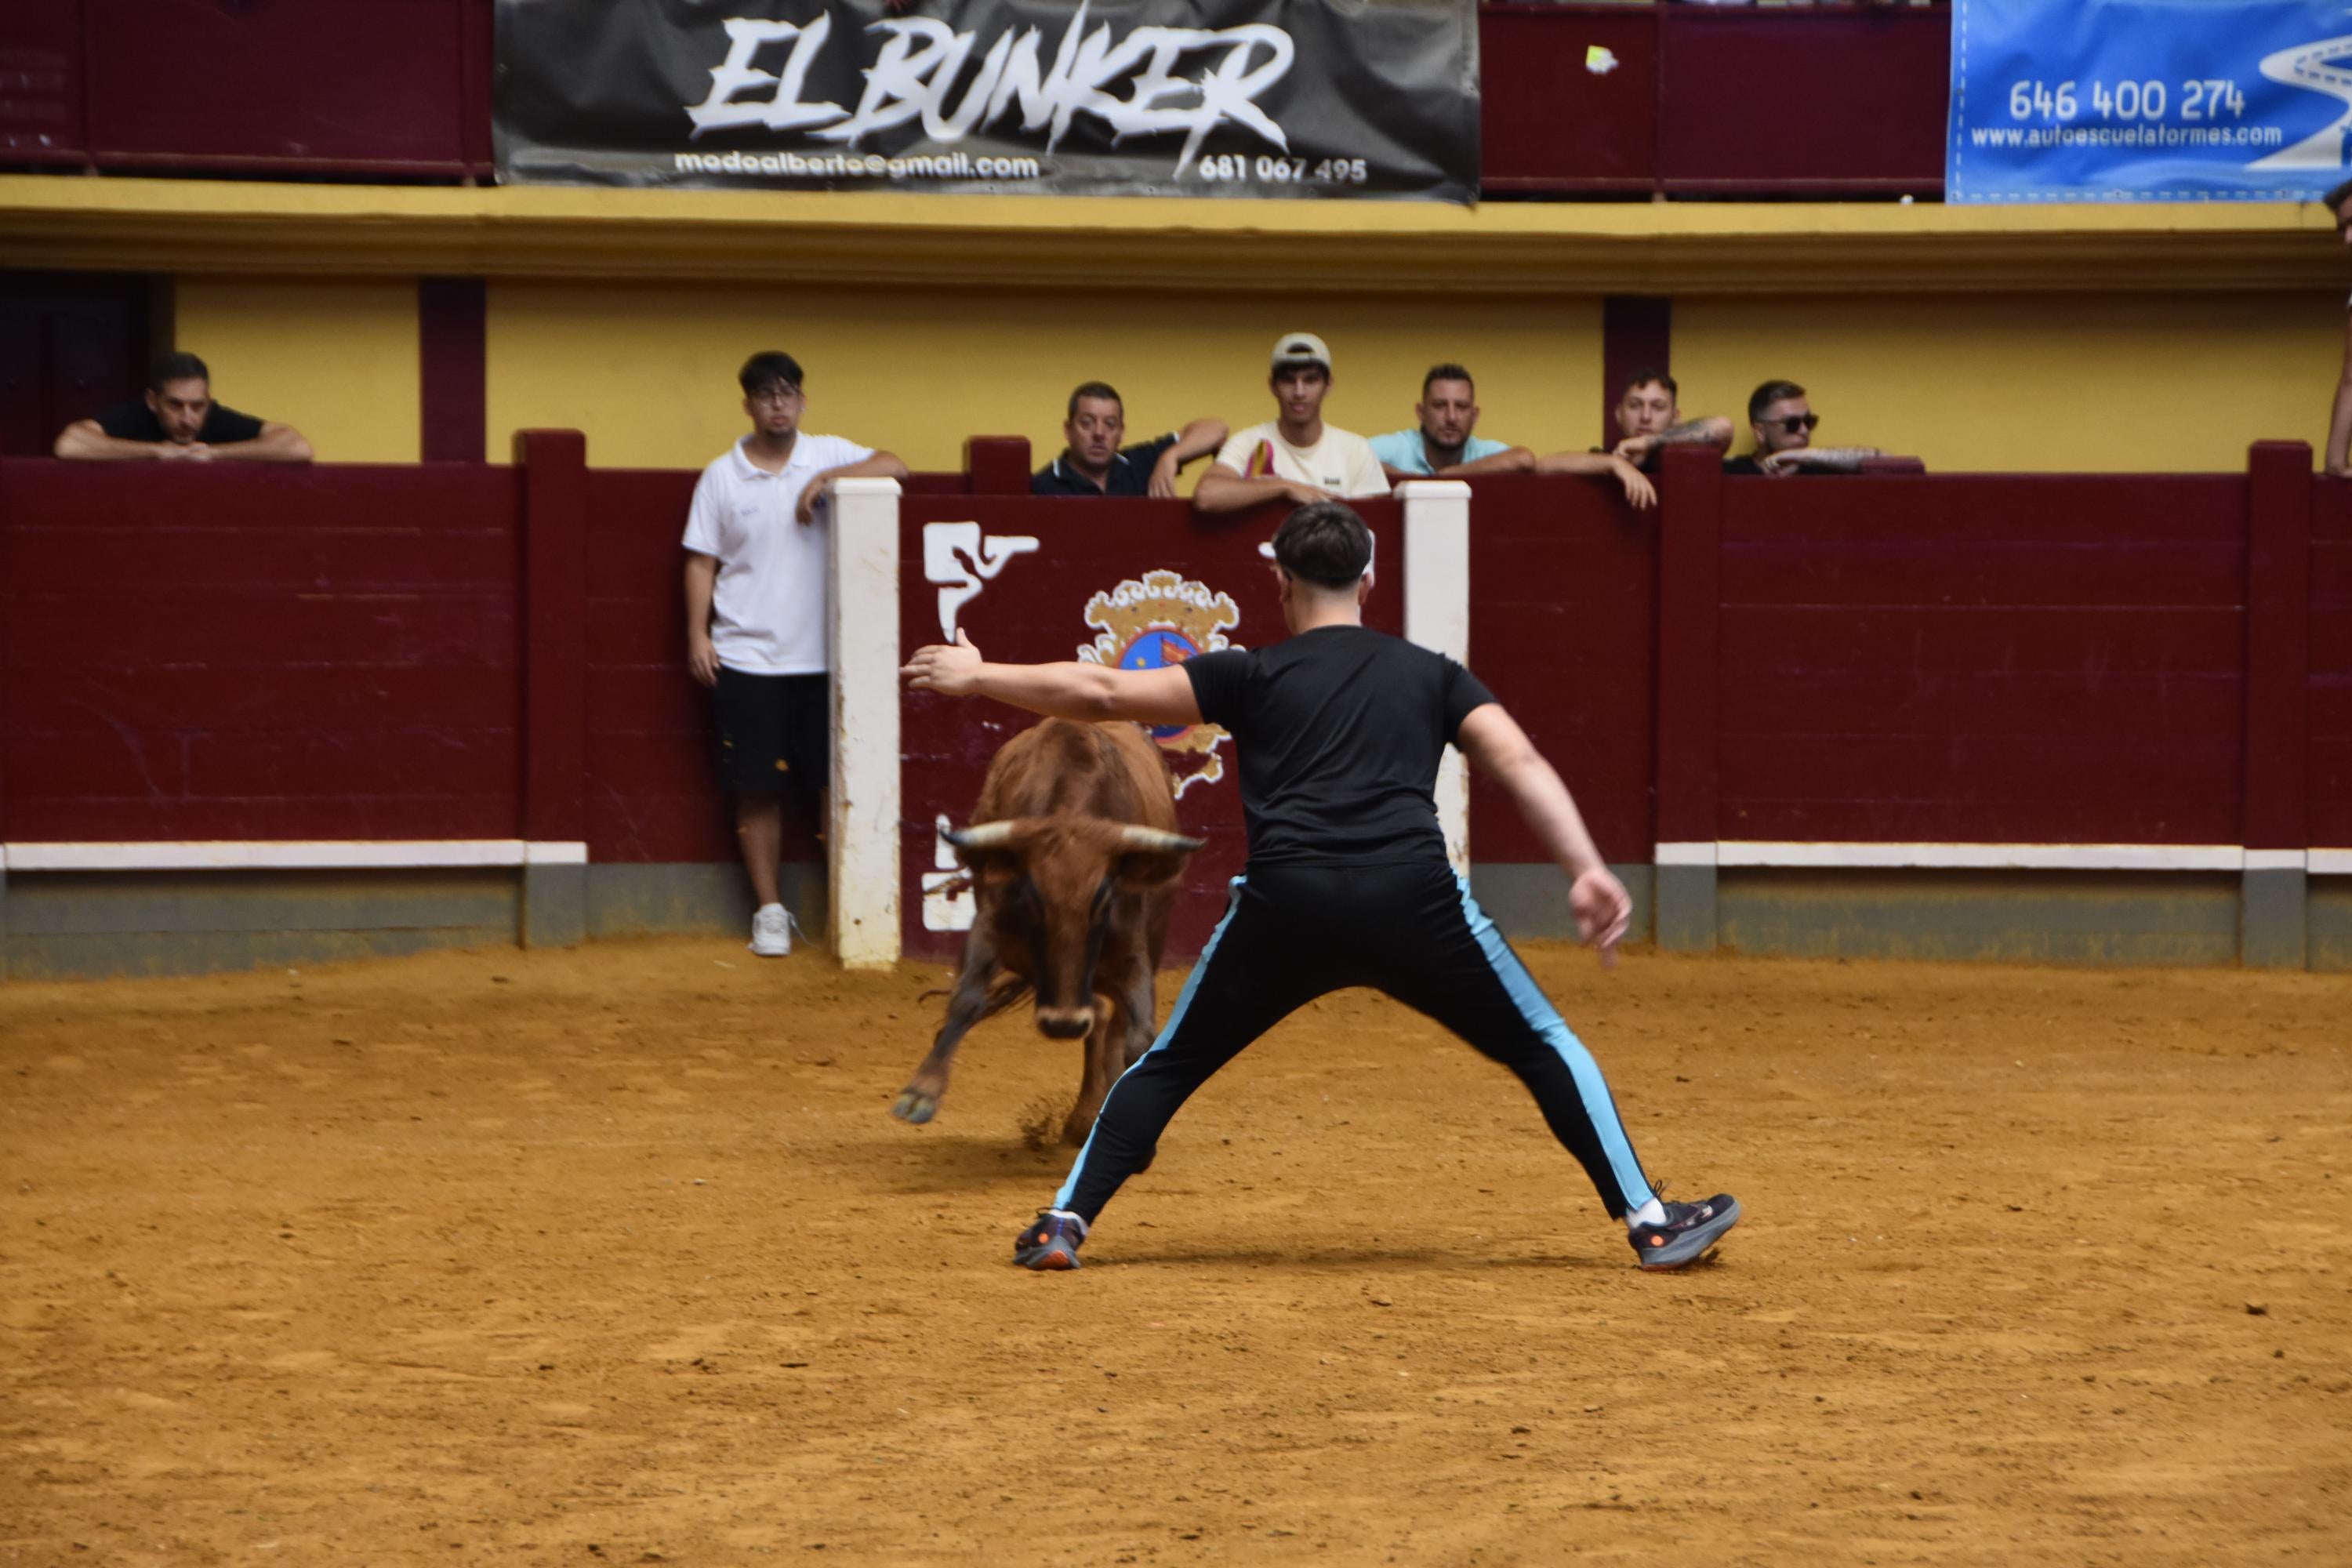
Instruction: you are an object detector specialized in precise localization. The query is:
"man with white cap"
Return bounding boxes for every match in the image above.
[1193,332,1388,514]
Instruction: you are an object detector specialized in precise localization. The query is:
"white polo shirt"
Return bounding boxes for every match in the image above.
[681,432,873,675]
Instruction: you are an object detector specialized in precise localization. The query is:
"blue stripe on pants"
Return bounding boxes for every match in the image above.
[1452,873,1654,1211]
[1051,876,1247,1213]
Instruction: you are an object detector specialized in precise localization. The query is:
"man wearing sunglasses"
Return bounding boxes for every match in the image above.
[1723,379,1882,477]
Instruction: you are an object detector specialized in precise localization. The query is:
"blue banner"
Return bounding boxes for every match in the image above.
[1949,0,2352,203]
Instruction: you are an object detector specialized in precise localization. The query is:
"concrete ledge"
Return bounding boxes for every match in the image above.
[1717,869,2242,966]
[584,862,824,943]
[1,869,518,982]
[1469,862,1655,944]
[2310,881,2352,973]
[2241,866,2309,970]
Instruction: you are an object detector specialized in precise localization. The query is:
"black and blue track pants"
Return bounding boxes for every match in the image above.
[1051,858,1658,1225]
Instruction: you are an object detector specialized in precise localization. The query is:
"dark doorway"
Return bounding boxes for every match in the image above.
[0,270,157,457]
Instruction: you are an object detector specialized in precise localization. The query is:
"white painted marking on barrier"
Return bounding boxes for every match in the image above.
[1712,842,2245,872]
[2310,849,2352,876]
[923,521,1038,641]
[1653,842,1718,868]
[0,840,590,872]
[922,813,975,932]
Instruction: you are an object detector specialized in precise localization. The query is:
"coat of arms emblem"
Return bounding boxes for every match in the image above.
[1076,568,1241,797]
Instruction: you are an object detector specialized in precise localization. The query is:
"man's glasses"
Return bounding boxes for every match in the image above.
[1774,413,1820,434]
[747,385,801,405]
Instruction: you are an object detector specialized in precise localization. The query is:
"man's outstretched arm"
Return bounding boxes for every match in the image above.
[902,630,1201,727]
[1456,701,1632,961]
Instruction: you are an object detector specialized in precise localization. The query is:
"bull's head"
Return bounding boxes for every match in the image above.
[942,818,1205,1040]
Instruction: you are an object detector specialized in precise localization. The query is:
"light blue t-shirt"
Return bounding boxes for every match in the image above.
[1370,428,1511,476]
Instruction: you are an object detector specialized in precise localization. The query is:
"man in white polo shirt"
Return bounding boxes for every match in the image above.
[684,350,908,956]
[1192,332,1388,514]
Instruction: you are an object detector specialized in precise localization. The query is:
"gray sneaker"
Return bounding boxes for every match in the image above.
[749,903,793,957]
[1628,1194,1740,1271]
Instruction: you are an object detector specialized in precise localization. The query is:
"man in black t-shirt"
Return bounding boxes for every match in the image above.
[1030,380,1226,498]
[903,502,1740,1275]
[54,351,312,463]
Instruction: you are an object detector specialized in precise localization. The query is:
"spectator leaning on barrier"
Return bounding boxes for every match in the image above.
[1192,332,1388,514]
[1032,381,1227,498]
[1370,362,1531,479]
[682,350,909,958]
[1606,368,1733,472]
[54,351,312,463]
[1722,379,1883,477]
[1374,363,1656,510]
[2324,176,2352,477]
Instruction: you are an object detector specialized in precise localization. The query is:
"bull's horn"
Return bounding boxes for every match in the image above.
[1112,826,1206,855]
[941,822,1017,851]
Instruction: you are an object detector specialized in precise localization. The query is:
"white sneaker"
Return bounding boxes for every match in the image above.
[749,903,794,957]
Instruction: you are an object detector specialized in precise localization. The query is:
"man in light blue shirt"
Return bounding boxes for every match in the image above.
[1371,362,1657,510]
[1370,363,1530,478]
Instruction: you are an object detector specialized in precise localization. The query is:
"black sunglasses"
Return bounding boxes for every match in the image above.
[1773,413,1820,434]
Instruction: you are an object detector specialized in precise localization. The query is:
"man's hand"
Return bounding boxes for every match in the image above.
[1610,456,1657,511]
[1282,480,1336,505]
[795,479,829,524]
[1570,867,1633,967]
[688,631,720,688]
[902,628,984,697]
[1612,434,1655,466]
[2330,461,2352,480]
[157,442,213,462]
[1149,450,1181,500]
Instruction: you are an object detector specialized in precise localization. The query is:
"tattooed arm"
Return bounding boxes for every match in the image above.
[1614,416,1733,465]
[1758,446,1885,476]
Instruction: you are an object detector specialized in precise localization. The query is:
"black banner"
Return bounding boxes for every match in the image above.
[494,0,1479,204]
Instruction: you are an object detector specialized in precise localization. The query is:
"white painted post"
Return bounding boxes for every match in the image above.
[828,477,902,970]
[1399,479,1472,876]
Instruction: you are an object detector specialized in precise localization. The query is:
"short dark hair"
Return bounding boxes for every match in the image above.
[1271,501,1373,590]
[739,351,804,396]
[1421,362,1474,398]
[1621,367,1677,399]
[1067,380,1122,419]
[2326,177,2352,216]
[149,351,209,392]
[1748,379,1806,423]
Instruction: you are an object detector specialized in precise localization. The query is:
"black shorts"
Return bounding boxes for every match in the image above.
[712,668,829,796]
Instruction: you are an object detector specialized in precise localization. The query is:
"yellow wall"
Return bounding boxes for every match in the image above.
[485,281,1603,478]
[1673,291,2341,473]
[172,278,420,463]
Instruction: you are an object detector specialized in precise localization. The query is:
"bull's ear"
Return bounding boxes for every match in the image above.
[1112,828,1205,891]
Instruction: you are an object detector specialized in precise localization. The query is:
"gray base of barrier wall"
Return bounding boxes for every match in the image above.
[4,862,2343,982]
[0,862,826,982]
[1468,862,1656,945]
[2239,866,2308,970]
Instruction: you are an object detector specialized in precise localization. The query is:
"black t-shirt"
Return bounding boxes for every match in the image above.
[1183,625,1495,867]
[1031,434,1177,497]
[96,400,267,446]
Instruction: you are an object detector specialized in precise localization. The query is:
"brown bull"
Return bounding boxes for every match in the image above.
[891,719,1203,1145]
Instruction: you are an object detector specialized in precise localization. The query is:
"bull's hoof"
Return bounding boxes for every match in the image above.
[891,1089,939,1125]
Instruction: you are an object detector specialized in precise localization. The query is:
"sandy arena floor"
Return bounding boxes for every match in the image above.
[2,938,2347,1566]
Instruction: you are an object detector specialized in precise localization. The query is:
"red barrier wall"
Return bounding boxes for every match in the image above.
[1711,474,2249,844]
[5,444,2344,953]
[1461,472,1659,864]
[0,459,519,841]
[897,495,1405,961]
[2313,481,2352,849]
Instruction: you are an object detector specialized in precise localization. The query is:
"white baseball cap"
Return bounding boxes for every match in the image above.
[1270,332,1333,376]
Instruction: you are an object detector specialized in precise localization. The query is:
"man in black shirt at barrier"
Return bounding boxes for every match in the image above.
[902,501,1740,1275]
[54,351,313,463]
[1031,380,1227,498]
